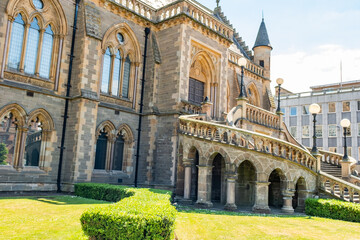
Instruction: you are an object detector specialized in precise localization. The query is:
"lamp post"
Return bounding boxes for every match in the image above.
[340,118,351,161]
[276,78,284,114]
[238,58,247,98]
[309,103,321,154]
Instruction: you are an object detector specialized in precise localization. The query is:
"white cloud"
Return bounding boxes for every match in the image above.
[271,45,360,93]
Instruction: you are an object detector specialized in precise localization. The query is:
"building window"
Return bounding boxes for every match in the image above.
[344,127,351,136]
[259,60,264,67]
[315,125,322,137]
[117,33,124,44]
[302,126,309,138]
[290,126,297,138]
[347,147,352,157]
[358,101,360,111]
[302,105,309,115]
[100,48,132,99]
[24,18,40,75]
[328,125,337,137]
[122,55,131,98]
[343,101,350,112]
[94,122,134,172]
[7,14,25,70]
[25,118,43,166]
[290,107,297,116]
[188,78,204,105]
[328,102,336,113]
[0,113,18,166]
[113,134,124,171]
[94,131,107,170]
[39,25,54,79]
[33,0,44,9]
[329,147,337,153]
[358,123,360,136]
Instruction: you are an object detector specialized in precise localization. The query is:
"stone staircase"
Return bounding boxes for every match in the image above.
[320,161,342,178]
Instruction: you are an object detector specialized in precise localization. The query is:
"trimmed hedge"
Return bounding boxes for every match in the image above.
[75,183,133,202]
[305,198,360,222]
[76,183,177,240]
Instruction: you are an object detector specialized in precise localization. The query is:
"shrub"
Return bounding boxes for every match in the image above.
[305,198,360,222]
[75,183,133,202]
[77,183,176,240]
[0,143,8,165]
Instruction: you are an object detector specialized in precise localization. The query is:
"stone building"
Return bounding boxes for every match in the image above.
[278,80,360,164]
[0,0,359,212]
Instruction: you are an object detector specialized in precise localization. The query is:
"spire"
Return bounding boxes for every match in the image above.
[216,0,220,8]
[253,17,272,50]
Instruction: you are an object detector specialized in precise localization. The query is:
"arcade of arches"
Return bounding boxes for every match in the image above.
[177,136,316,213]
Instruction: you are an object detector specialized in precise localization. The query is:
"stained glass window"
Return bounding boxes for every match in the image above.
[94,132,107,170]
[101,48,111,93]
[112,51,122,96]
[8,14,25,70]
[122,55,131,98]
[39,25,53,79]
[33,0,44,9]
[24,18,40,74]
[113,135,124,171]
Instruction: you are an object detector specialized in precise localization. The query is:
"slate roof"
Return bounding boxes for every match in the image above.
[253,18,272,49]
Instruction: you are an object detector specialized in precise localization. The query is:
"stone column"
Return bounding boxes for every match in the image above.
[224,174,237,210]
[201,100,213,120]
[235,97,248,128]
[183,158,193,200]
[252,181,271,213]
[281,190,295,214]
[340,159,354,179]
[196,165,213,208]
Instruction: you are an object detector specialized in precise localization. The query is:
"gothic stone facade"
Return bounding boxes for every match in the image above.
[0,0,276,193]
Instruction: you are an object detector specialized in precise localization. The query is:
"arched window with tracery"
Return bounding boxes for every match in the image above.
[113,134,124,171]
[2,0,67,89]
[25,117,43,166]
[0,112,19,166]
[100,23,141,106]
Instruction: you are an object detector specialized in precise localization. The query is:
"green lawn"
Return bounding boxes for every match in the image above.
[0,196,360,240]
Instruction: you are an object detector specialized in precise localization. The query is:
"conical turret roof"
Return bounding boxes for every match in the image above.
[253,18,272,50]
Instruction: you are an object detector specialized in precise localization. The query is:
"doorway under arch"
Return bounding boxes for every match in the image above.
[268,169,286,208]
[236,160,256,206]
[293,177,307,211]
[211,153,226,203]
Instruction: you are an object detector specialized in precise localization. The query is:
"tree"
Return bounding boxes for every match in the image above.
[0,143,8,165]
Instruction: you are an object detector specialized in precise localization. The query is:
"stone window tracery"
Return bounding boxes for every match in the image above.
[2,0,67,89]
[0,104,54,170]
[94,122,134,173]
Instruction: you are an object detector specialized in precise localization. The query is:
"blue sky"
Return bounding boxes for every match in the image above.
[196,0,360,92]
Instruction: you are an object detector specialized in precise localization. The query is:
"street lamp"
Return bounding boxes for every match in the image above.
[238,58,247,98]
[276,78,284,113]
[340,118,351,161]
[309,103,321,154]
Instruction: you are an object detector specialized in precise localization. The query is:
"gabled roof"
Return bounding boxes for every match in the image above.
[253,18,272,50]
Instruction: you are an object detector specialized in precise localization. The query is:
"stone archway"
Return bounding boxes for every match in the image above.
[175,144,184,197]
[211,153,226,203]
[236,160,256,207]
[190,148,199,201]
[268,169,287,208]
[293,177,307,211]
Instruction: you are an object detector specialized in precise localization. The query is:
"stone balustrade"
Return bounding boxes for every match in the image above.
[320,171,360,203]
[179,115,317,171]
[111,0,155,20]
[316,149,343,167]
[180,100,202,115]
[350,175,360,187]
[245,103,280,129]
[228,51,264,77]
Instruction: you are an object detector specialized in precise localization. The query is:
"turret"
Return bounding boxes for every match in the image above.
[253,18,272,79]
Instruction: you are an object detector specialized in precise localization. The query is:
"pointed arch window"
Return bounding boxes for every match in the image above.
[39,25,54,78]
[122,55,131,98]
[112,50,122,96]
[0,113,18,166]
[101,48,111,93]
[25,118,42,166]
[24,18,40,74]
[7,14,25,70]
[94,131,108,170]
[113,134,124,171]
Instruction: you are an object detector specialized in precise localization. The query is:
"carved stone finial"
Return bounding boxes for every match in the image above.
[216,0,220,8]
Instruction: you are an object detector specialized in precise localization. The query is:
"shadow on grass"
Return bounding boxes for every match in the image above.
[176,205,310,219]
[0,195,110,205]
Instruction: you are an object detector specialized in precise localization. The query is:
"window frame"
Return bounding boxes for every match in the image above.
[342,101,351,112]
[328,124,337,137]
[290,107,297,116]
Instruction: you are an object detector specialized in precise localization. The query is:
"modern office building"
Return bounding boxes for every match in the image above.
[278,80,360,164]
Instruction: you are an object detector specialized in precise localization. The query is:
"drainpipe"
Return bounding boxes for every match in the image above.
[57,0,81,192]
[134,27,150,187]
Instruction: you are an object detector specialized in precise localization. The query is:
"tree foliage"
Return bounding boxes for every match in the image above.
[0,143,9,165]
